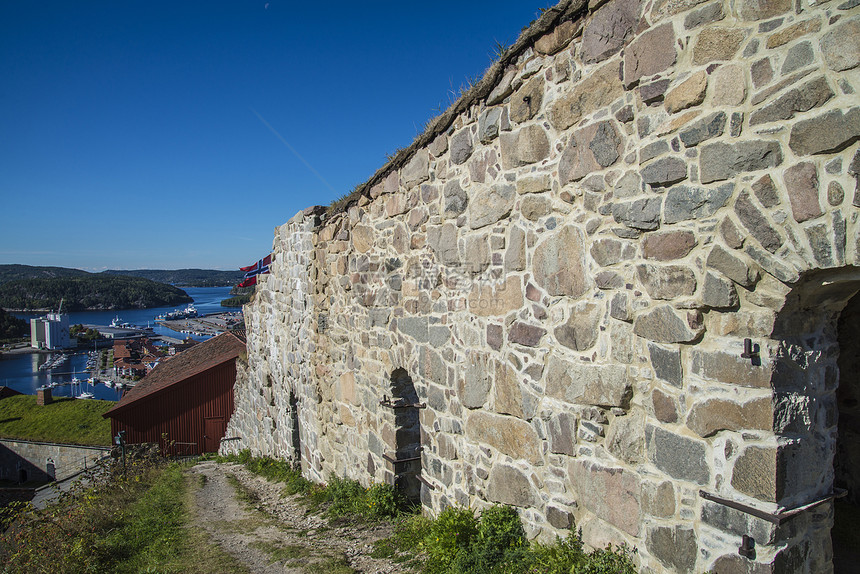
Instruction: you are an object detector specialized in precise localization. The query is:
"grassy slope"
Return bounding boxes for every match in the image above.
[0,395,114,445]
[0,462,247,573]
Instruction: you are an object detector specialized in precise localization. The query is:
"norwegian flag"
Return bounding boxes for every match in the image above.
[238,254,272,287]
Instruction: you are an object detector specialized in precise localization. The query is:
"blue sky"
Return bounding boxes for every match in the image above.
[1,1,551,271]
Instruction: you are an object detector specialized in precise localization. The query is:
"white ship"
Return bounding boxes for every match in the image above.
[156,304,198,321]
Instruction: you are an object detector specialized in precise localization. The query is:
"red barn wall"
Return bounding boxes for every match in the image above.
[109,360,237,454]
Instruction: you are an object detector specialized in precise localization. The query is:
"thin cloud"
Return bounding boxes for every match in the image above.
[0,250,61,256]
[250,108,338,195]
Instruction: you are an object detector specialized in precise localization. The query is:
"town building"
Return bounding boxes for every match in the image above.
[29,312,70,350]
[111,337,164,378]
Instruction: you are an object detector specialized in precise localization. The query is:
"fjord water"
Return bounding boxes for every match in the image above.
[1,287,242,399]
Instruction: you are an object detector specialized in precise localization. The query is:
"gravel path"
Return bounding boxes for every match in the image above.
[188,461,409,574]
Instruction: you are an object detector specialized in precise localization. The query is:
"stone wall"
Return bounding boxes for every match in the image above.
[224,0,860,572]
[224,210,325,476]
[0,439,112,483]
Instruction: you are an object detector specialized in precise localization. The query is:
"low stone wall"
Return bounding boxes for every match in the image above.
[0,439,111,483]
[225,0,860,572]
[0,488,34,508]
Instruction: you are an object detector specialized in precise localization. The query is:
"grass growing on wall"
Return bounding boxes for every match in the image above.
[0,395,114,446]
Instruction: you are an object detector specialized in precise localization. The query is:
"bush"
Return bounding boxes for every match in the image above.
[424,506,479,572]
[453,505,528,573]
[326,475,367,516]
[378,505,639,574]
[363,482,400,518]
[529,532,587,574]
[578,543,637,574]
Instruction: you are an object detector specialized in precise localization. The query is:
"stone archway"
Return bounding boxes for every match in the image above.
[768,267,860,573]
[289,392,302,466]
[380,368,422,503]
[833,290,860,572]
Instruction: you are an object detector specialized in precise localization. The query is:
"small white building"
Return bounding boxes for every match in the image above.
[30,312,71,350]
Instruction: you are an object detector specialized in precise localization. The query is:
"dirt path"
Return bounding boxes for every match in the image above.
[188,461,408,574]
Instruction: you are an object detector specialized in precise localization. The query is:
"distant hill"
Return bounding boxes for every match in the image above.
[0,264,90,284]
[0,275,193,311]
[0,265,245,287]
[230,285,255,296]
[99,268,244,287]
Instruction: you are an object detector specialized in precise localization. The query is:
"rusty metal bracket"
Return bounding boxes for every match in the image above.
[379,395,426,409]
[383,453,422,464]
[699,489,847,526]
[740,338,759,360]
[739,535,756,559]
[416,474,435,490]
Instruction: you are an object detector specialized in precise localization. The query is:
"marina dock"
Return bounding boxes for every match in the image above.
[156,312,242,338]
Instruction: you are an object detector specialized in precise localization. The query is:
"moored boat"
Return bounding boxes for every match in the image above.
[157,304,198,321]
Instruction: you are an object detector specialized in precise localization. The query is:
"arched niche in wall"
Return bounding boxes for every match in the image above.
[379,367,423,503]
[768,266,860,573]
[834,287,860,572]
[289,391,302,467]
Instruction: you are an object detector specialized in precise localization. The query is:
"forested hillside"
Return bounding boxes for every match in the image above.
[0,276,192,311]
[0,265,244,287]
[0,264,89,283]
[99,268,244,287]
[0,307,28,339]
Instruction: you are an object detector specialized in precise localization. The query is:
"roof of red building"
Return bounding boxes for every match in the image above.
[0,386,24,399]
[113,345,132,359]
[173,338,200,350]
[104,332,245,418]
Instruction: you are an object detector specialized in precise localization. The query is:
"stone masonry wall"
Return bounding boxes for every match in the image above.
[224,0,860,572]
[0,439,112,483]
[223,210,325,477]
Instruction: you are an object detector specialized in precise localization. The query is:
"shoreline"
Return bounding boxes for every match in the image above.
[1,345,40,356]
[3,305,191,313]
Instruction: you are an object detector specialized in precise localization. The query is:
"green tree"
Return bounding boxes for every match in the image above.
[0,307,28,340]
[0,276,192,311]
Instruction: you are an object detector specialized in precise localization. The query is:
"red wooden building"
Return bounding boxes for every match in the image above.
[103,331,245,455]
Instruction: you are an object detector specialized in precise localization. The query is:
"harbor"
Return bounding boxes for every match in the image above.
[2,350,125,401]
[156,311,242,337]
[34,347,137,399]
[1,287,244,399]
